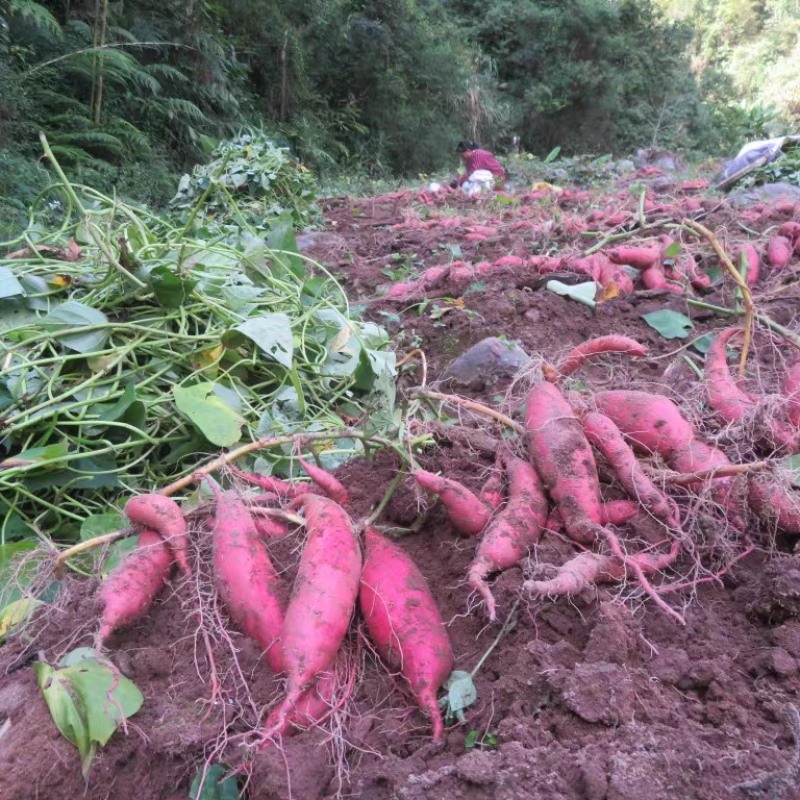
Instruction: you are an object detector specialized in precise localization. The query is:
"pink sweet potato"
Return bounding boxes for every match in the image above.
[464,233,488,243]
[468,455,548,620]
[704,328,755,423]
[600,500,641,525]
[738,244,760,285]
[97,528,173,644]
[553,336,647,379]
[784,361,800,428]
[593,391,695,460]
[478,458,506,511]
[360,526,453,741]
[748,477,800,534]
[253,514,290,539]
[228,464,311,498]
[583,411,679,527]
[260,494,361,741]
[641,265,669,290]
[414,470,492,536]
[768,236,793,269]
[525,382,603,543]
[211,489,285,673]
[778,222,800,242]
[597,258,635,294]
[298,458,348,505]
[124,494,190,576]
[384,279,425,300]
[608,246,660,270]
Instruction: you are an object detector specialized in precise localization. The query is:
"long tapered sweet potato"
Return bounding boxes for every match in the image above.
[298,458,349,505]
[583,411,679,527]
[551,336,648,380]
[260,494,361,742]
[97,528,173,644]
[414,470,492,536]
[525,382,603,543]
[705,328,754,423]
[468,455,548,621]
[360,527,453,741]
[738,244,760,285]
[124,494,190,575]
[607,246,660,270]
[228,464,311,498]
[211,488,285,673]
[593,390,695,460]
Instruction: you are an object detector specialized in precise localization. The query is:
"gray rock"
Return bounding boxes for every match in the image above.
[441,337,530,390]
[634,149,684,172]
[295,230,347,253]
[728,182,800,208]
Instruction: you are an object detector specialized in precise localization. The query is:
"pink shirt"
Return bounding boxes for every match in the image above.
[458,149,505,185]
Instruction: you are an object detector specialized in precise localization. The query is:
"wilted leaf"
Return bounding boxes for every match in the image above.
[599,281,620,302]
[174,383,245,446]
[546,280,597,308]
[642,309,693,339]
[0,597,42,638]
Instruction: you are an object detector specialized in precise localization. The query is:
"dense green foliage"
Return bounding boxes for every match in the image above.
[1,0,796,227]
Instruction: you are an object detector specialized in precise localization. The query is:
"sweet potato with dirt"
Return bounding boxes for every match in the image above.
[704,328,755,424]
[748,477,800,534]
[593,390,695,460]
[583,411,679,527]
[525,382,603,543]
[478,457,505,511]
[211,488,285,673]
[360,526,453,741]
[299,458,348,505]
[551,336,648,380]
[768,236,793,269]
[468,455,548,621]
[125,494,190,576]
[228,464,311,498]
[738,243,760,285]
[260,494,361,741]
[414,470,492,536]
[97,529,174,645]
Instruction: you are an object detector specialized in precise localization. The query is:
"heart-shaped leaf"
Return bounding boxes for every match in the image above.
[174,382,245,446]
[234,313,293,369]
[42,301,109,353]
[642,309,694,339]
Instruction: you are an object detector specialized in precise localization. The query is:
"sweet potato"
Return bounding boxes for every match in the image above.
[784,361,800,428]
[593,390,695,460]
[211,488,285,673]
[607,246,660,270]
[385,279,425,300]
[298,458,348,505]
[768,236,793,269]
[97,529,173,645]
[360,527,453,741]
[523,541,679,598]
[778,222,800,242]
[552,336,647,380]
[478,458,505,511]
[414,470,492,536]
[738,244,760,285]
[124,494,190,576]
[583,412,679,527]
[748,477,800,534]
[468,456,548,620]
[525,382,603,543]
[228,464,311,498]
[464,233,488,243]
[600,500,641,525]
[253,514,290,539]
[260,494,361,741]
[494,256,524,268]
[597,258,635,294]
[641,265,669,290]
[704,328,755,423]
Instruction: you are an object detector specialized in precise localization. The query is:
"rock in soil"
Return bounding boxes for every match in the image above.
[440,336,530,390]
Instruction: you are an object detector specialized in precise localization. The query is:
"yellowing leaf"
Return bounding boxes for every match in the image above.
[0,597,41,638]
[51,275,72,287]
[599,281,620,302]
[330,325,352,353]
[86,355,114,372]
[192,344,224,375]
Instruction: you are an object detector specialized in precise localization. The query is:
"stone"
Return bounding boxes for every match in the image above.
[728,182,800,209]
[440,337,530,390]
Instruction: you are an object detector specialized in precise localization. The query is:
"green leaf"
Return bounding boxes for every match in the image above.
[149,266,198,308]
[664,242,681,259]
[97,385,137,422]
[266,221,303,278]
[42,301,110,353]
[642,309,694,340]
[465,730,479,750]
[58,647,97,668]
[0,597,42,639]
[0,267,25,299]
[13,440,70,467]
[174,382,245,447]
[101,537,138,577]
[691,333,714,354]
[189,764,239,800]
[80,513,125,542]
[546,280,597,309]
[234,313,293,369]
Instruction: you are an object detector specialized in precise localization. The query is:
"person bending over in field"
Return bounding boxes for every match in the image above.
[450,141,505,189]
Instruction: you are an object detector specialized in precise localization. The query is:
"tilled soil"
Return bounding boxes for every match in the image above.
[3,186,800,800]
